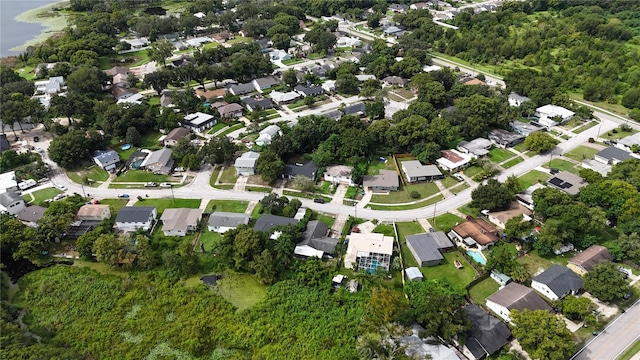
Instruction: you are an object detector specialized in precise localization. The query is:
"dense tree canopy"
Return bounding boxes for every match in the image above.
[511,309,576,360]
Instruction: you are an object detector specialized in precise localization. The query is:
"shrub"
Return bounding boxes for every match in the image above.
[588,137,595,143]
[410,191,420,199]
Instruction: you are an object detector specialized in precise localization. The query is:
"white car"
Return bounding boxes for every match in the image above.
[57,185,67,191]
[159,183,172,188]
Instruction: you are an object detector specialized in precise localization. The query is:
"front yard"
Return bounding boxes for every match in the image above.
[488,148,516,163]
[99,199,129,219]
[563,146,600,162]
[218,166,238,184]
[112,170,169,183]
[205,200,248,213]
[370,182,440,204]
[23,187,61,205]
[432,213,464,233]
[517,170,550,188]
[133,198,201,214]
[543,158,580,174]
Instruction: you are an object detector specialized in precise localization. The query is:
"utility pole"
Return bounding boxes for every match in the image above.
[170,184,175,203]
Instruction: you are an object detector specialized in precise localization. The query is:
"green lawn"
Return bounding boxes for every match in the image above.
[449,183,470,194]
[463,166,483,178]
[602,129,636,140]
[214,270,267,310]
[368,194,443,210]
[573,121,598,134]
[114,132,162,160]
[218,123,244,137]
[543,158,580,174]
[564,146,600,162]
[367,157,395,175]
[618,339,640,360]
[514,142,529,153]
[458,204,480,217]
[24,187,61,205]
[113,170,169,183]
[99,199,129,219]
[396,221,426,240]
[502,157,524,169]
[250,203,263,220]
[227,37,253,44]
[488,148,516,163]
[432,213,464,233]
[65,166,110,187]
[517,170,550,189]
[207,123,228,135]
[199,230,221,252]
[205,200,248,213]
[282,190,331,203]
[312,213,336,228]
[517,250,572,275]
[134,198,201,214]
[420,251,478,289]
[210,166,221,187]
[345,186,359,199]
[281,58,303,65]
[440,176,460,188]
[203,42,220,49]
[468,277,500,305]
[371,182,440,204]
[218,166,238,184]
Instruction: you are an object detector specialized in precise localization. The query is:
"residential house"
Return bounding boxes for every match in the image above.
[270,91,301,104]
[486,282,552,322]
[212,32,231,43]
[547,171,587,195]
[402,160,443,183]
[77,204,111,221]
[508,92,531,107]
[242,97,275,112]
[104,66,130,77]
[382,76,408,87]
[159,89,181,109]
[34,76,65,95]
[163,127,191,146]
[0,171,18,192]
[567,245,614,276]
[324,165,353,185]
[322,80,336,93]
[516,183,545,210]
[268,49,291,61]
[449,218,499,250]
[344,232,394,271]
[117,93,144,106]
[422,65,442,73]
[295,220,338,258]
[405,267,423,281]
[294,85,324,97]
[363,169,399,191]
[410,2,431,10]
[594,146,636,165]
[111,86,138,101]
[115,206,157,232]
[485,202,532,230]
[436,149,472,172]
[406,231,454,267]
[217,103,244,118]
[490,270,512,287]
[457,138,492,157]
[195,88,227,101]
[510,121,545,136]
[283,161,317,180]
[463,78,487,86]
[185,37,211,48]
[488,129,524,148]
[462,305,512,360]
[140,148,174,175]
[0,191,26,215]
[253,214,298,235]
[207,212,250,233]
[342,103,366,116]
[122,37,149,49]
[615,132,640,153]
[234,151,260,176]
[531,265,583,301]
[183,112,216,132]
[252,76,279,93]
[255,125,281,146]
[356,74,377,82]
[256,38,271,52]
[193,12,206,19]
[336,36,361,47]
[93,150,120,171]
[229,82,255,96]
[534,104,575,128]
[111,73,130,88]
[400,324,460,360]
[321,109,342,120]
[389,3,409,13]
[160,208,203,236]
[17,205,46,228]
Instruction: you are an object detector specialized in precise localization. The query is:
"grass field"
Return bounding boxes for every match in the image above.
[134,198,201,214]
[99,199,129,219]
[573,121,598,134]
[250,203,263,220]
[199,230,221,252]
[441,176,460,188]
[564,146,600,162]
[214,270,267,309]
[458,204,480,217]
[518,170,550,188]
[449,183,470,194]
[367,157,395,175]
[463,166,483,178]
[421,252,478,289]
[468,277,500,305]
[218,166,238,184]
[65,166,110,187]
[601,128,636,140]
[396,221,425,240]
[282,190,331,202]
[543,158,579,174]
[218,123,244,137]
[113,170,169,183]
[205,200,248,213]
[488,148,516,163]
[312,213,336,228]
[432,213,464,232]
[367,194,443,211]
[114,132,162,160]
[517,250,572,275]
[514,142,529,153]
[207,123,228,135]
[502,156,524,169]
[371,182,439,204]
[23,187,61,205]
[210,166,221,187]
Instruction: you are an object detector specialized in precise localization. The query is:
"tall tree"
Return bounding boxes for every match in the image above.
[583,261,631,301]
[148,40,174,67]
[511,309,576,360]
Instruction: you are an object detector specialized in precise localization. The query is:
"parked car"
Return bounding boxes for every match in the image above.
[550,168,560,175]
[118,193,130,198]
[174,167,185,172]
[57,185,67,191]
[144,182,158,187]
[313,198,326,204]
[453,173,464,181]
[159,183,172,188]
[623,292,633,300]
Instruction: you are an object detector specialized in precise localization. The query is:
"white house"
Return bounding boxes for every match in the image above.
[336,36,361,47]
[322,80,336,93]
[324,165,354,185]
[207,212,250,234]
[234,151,260,176]
[616,132,640,153]
[507,92,531,107]
[436,149,472,172]
[93,150,120,171]
[0,171,18,192]
[183,112,216,132]
[531,265,583,301]
[534,104,574,128]
[255,125,281,146]
[160,208,202,237]
[115,206,157,232]
[486,283,552,322]
[344,232,394,272]
[34,76,65,95]
[0,191,26,215]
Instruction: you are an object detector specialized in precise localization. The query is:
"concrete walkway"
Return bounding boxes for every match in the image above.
[417,218,434,232]
[434,180,452,198]
[357,190,373,208]
[331,183,348,205]
[233,176,247,191]
[245,201,258,216]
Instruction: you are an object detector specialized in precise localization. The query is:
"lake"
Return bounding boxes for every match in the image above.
[0,0,63,57]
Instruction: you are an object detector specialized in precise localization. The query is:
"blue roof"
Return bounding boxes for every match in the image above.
[93,150,120,165]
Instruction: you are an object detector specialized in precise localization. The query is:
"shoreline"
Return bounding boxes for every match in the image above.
[8,0,71,53]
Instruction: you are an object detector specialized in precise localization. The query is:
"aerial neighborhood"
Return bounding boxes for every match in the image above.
[1,0,640,359]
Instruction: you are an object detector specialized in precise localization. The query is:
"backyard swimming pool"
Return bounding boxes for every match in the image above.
[466,250,486,265]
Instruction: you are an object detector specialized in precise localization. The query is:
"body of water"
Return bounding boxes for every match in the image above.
[0,0,62,57]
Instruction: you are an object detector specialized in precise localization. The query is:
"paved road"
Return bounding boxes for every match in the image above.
[572,298,640,360]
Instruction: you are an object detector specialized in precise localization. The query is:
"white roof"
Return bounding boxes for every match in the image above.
[116,93,144,104]
[356,74,376,81]
[618,132,640,147]
[270,91,300,103]
[295,245,324,258]
[536,104,575,119]
[184,112,214,126]
[422,65,442,72]
[345,232,394,268]
[0,171,17,191]
[260,125,280,137]
[186,37,210,47]
[234,151,260,168]
[332,274,346,283]
[193,12,206,18]
[322,80,336,91]
[436,149,472,169]
[405,267,423,279]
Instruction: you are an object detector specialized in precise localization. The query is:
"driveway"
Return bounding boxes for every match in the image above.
[331,183,348,205]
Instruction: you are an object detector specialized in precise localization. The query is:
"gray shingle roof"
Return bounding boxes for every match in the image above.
[93,150,120,166]
[464,304,511,358]
[283,161,317,179]
[17,205,47,223]
[0,191,23,207]
[596,146,634,162]
[568,245,614,272]
[115,206,156,223]
[406,233,447,264]
[532,265,583,297]
[253,214,298,232]
[141,148,173,168]
[487,283,551,312]
[207,212,250,228]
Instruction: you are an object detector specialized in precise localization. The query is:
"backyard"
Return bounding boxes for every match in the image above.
[112,170,169,183]
[114,132,163,160]
[432,213,464,233]
[563,146,600,162]
[517,250,572,275]
[468,277,500,305]
[517,170,550,188]
[185,269,267,310]
[22,187,61,205]
[488,148,516,163]
[205,200,248,213]
[366,157,395,175]
[133,198,201,214]
[199,230,221,252]
[370,182,440,204]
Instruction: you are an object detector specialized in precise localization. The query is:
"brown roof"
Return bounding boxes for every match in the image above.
[212,32,231,41]
[464,78,487,86]
[77,204,109,218]
[218,103,243,116]
[452,218,499,245]
[441,149,464,163]
[211,101,228,109]
[17,205,47,223]
[165,127,190,141]
[111,86,137,98]
[487,282,552,312]
[195,88,227,100]
[569,245,614,272]
[104,66,130,76]
[487,202,532,225]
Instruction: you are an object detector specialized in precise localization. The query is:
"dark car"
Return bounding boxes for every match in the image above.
[313,198,326,204]
[623,292,633,300]
[550,168,560,175]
